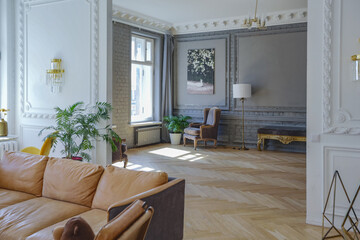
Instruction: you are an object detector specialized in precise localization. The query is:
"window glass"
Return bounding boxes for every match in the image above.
[146,41,152,61]
[132,37,145,62]
[131,35,154,122]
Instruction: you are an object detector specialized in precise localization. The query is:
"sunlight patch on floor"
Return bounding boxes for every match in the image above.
[113,162,160,172]
[178,154,205,162]
[178,154,197,160]
[149,147,190,158]
[126,164,142,170]
[147,147,208,163]
[112,161,126,168]
[138,167,155,172]
[189,156,204,162]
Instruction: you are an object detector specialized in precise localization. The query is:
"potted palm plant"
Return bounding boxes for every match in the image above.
[163,115,191,145]
[39,101,120,161]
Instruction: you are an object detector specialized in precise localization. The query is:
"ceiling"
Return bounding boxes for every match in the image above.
[112,0,307,25]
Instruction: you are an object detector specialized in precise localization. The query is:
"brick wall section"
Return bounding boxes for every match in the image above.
[112,22,134,147]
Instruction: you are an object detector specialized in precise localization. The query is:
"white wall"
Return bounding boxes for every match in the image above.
[0,0,16,134]
[15,0,112,165]
[307,0,360,226]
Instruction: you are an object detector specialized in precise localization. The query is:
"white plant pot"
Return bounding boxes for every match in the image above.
[169,133,182,145]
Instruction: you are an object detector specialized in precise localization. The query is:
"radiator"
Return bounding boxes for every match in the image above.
[135,126,161,147]
[0,141,18,160]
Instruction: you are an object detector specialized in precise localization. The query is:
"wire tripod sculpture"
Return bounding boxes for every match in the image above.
[322,171,359,239]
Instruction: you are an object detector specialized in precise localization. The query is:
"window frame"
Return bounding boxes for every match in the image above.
[130,34,156,123]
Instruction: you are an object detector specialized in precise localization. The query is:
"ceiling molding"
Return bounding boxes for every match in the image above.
[112,6,172,34]
[173,8,307,35]
[112,6,307,35]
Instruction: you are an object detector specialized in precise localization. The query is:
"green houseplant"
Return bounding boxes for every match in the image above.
[39,101,120,161]
[163,115,191,144]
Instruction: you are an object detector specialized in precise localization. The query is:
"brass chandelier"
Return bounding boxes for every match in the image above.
[242,0,267,30]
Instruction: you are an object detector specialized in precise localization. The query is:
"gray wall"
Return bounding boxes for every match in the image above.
[174,23,307,152]
[237,32,307,107]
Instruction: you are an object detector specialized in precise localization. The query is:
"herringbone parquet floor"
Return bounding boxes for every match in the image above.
[115,144,323,239]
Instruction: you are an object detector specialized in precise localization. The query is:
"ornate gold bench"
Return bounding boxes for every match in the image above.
[257,126,306,151]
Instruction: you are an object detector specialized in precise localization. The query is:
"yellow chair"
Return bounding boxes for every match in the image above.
[21,135,56,156]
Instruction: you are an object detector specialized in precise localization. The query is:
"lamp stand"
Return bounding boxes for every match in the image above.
[240,98,249,150]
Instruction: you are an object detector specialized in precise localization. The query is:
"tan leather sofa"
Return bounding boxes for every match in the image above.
[0,151,185,240]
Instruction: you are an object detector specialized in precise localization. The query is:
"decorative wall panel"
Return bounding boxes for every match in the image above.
[322,0,360,135]
[324,147,360,216]
[175,34,230,110]
[19,0,99,119]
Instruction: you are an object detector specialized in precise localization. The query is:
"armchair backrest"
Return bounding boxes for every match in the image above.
[204,107,221,127]
[203,107,221,139]
[39,135,56,156]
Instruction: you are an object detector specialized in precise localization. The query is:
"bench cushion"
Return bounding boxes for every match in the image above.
[0,197,89,240]
[0,188,36,209]
[257,126,306,137]
[27,209,107,240]
[92,166,168,210]
[0,151,48,196]
[42,158,104,207]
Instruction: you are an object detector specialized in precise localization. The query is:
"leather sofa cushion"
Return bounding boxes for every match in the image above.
[0,188,36,209]
[42,158,104,207]
[184,127,200,136]
[92,166,168,210]
[0,197,89,240]
[27,209,107,240]
[0,151,48,196]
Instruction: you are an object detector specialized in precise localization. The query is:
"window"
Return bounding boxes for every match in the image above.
[131,35,154,122]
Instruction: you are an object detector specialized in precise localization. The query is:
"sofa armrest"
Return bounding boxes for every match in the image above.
[108,178,185,240]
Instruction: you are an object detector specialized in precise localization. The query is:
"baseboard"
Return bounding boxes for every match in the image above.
[306,215,322,226]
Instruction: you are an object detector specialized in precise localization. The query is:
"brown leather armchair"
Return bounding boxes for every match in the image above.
[183,107,221,150]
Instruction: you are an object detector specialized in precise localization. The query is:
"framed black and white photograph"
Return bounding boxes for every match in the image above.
[175,35,229,110]
[187,48,215,95]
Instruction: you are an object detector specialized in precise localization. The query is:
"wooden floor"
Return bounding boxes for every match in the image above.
[117,143,323,240]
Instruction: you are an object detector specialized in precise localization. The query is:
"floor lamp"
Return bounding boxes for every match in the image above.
[233,83,252,150]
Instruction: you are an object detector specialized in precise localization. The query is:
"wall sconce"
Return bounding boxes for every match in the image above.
[352,54,360,81]
[352,38,360,81]
[46,59,65,93]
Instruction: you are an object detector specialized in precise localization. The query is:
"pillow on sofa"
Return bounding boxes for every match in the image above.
[92,166,168,210]
[43,158,104,207]
[0,151,48,196]
[53,216,95,240]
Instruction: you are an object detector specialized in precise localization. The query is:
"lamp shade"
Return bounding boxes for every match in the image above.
[233,84,251,98]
